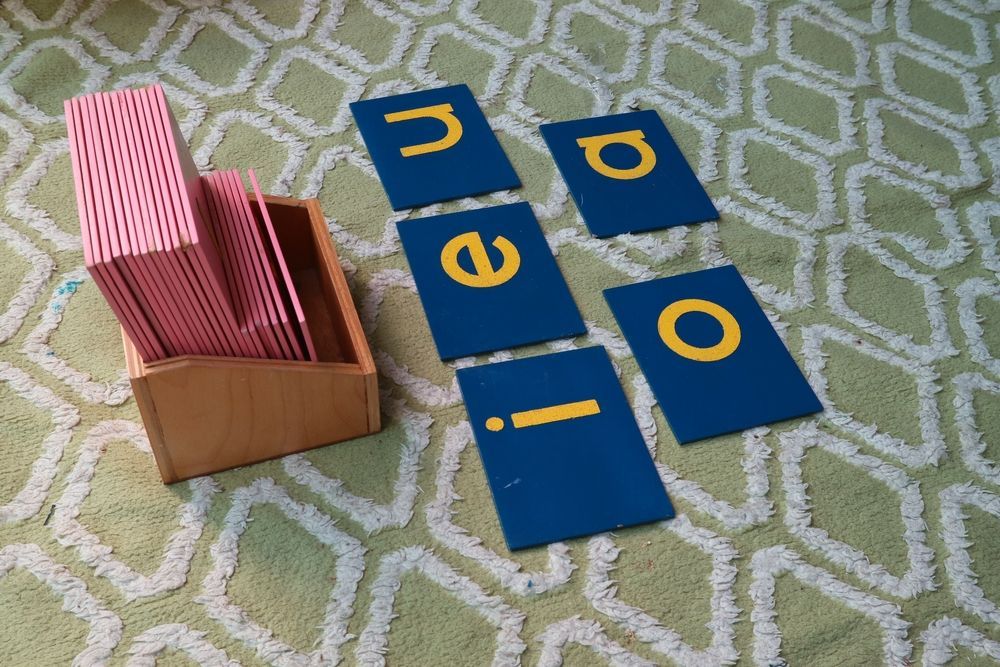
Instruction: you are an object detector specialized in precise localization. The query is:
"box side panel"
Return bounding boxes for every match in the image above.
[145,362,372,481]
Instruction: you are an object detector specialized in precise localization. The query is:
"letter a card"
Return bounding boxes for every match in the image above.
[540,110,718,237]
[604,265,822,444]
[397,202,585,360]
[350,84,520,210]
[456,346,674,550]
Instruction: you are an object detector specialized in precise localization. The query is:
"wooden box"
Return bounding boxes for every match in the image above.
[123,194,380,483]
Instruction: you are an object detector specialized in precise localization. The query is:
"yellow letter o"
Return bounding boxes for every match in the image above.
[657,298,741,362]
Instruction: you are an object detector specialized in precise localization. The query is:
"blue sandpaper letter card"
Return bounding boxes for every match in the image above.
[604,265,822,444]
[397,202,586,360]
[456,346,674,550]
[350,84,520,210]
[540,110,718,237]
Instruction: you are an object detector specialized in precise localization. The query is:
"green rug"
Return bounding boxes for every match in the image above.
[1,0,1000,664]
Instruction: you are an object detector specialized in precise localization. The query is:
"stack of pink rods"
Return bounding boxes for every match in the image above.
[65,84,316,363]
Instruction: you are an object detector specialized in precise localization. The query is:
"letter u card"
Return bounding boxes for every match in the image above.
[540,110,718,238]
[604,265,822,444]
[397,202,585,360]
[350,84,520,210]
[456,346,674,550]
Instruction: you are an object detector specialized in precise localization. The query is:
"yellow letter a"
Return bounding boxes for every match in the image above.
[384,103,464,157]
[576,129,657,180]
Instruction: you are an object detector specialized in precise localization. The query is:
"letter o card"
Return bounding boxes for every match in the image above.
[456,346,674,550]
[540,110,718,238]
[397,202,585,360]
[604,265,822,444]
[350,84,520,210]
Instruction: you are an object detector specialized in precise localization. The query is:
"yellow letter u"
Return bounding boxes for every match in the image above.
[384,103,464,157]
[576,129,657,180]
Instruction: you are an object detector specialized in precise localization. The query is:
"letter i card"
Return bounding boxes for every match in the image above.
[604,265,822,444]
[456,346,674,550]
[540,110,718,238]
[397,202,586,360]
[350,84,520,210]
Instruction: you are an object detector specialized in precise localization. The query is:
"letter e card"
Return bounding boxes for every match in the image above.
[397,202,586,360]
